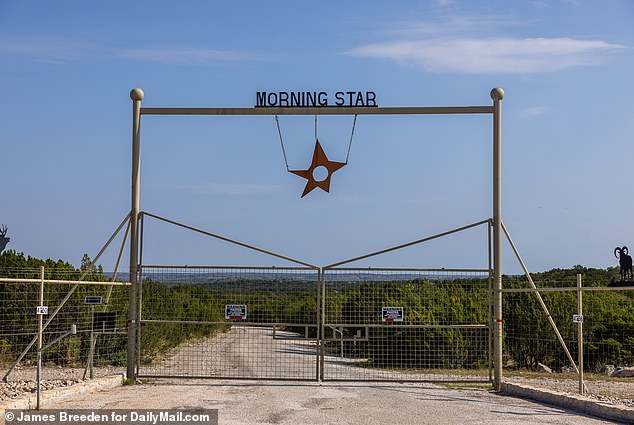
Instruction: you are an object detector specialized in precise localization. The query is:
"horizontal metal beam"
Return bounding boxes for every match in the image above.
[140,320,487,329]
[0,278,130,286]
[324,378,490,383]
[136,374,319,381]
[140,320,318,328]
[141,106,494,116]
[325,267,490,273]
[324,323,488,329]
[140,264,317,271]
[501,286,634,293]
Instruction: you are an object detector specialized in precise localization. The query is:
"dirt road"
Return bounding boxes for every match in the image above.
[138,325,489,382]
[49,379,620,425]
[46,326,622,424]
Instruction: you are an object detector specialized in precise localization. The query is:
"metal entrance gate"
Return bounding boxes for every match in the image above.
[136,266,490,382]
[127,86,505,387]
[321,268,491,382]
[134,216,492,382]
[137,266,320,380]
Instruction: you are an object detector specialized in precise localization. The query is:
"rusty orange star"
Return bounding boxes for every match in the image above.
[290,140,346,198]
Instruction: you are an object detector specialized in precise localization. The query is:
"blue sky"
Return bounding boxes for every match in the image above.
[1,0,633,274]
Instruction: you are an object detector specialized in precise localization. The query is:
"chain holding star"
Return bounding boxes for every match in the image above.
[275,115,357,198]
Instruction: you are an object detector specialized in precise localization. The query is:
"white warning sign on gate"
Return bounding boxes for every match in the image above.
[225,304,247,321]
[382,307,404,323]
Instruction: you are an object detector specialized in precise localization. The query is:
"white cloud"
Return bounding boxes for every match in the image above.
[0,36,91,64]
[0,36,260,66]
[347,37,623,74]
[110,47,259,65]
[386,15,519,37]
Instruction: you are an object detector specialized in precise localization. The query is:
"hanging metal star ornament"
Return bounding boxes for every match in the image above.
[290,139,346,198]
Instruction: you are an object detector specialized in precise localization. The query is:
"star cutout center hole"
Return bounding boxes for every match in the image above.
[312,165,329,182]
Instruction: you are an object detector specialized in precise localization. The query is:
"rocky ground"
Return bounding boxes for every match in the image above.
[0,365,124,401]
[505,373,634,408]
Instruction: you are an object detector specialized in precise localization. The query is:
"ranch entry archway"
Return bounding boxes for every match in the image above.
[126,88,505,388]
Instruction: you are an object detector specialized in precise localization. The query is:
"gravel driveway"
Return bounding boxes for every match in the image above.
[2,326,632,423]
[49,326,630,424]
[47,379,620,425]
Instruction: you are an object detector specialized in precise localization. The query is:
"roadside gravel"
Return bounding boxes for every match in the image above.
[0,366,123,401]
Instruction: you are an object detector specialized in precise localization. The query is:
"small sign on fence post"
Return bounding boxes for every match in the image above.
[36,306,48,315]
[225,304,247,321]
[382,307,404,323]
[572,314,583,323]
[84,296,103,305]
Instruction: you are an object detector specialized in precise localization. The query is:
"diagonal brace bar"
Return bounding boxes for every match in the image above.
[501,221,579,374]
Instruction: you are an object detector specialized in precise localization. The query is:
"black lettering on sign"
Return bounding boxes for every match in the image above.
[255,91,378,107]
[318,91,328,106]
[267,92,278,106]
[279,92,289,107]
[366,91,377,107]
[291,91,301,106]
[334,91,345,106]
[256,92,266,107]
[346,91,355,105]
[306,91,316,106]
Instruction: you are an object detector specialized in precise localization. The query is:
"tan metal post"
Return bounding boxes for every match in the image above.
[36,266,44,409]
[491,88,504,391]
[127,88,144,381]
[577,273,584,394]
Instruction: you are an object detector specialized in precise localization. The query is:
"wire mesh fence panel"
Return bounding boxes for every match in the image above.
[502,271,634,401]
[322,268,491,381]
[0,267,129,382]
[138,266,320,380]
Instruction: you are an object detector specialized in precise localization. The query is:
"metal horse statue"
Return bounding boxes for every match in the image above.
[0,225,9,253]
[614,246,633,281]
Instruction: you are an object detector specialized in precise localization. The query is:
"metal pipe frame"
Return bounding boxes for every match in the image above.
[577,274,585,394]
[322,324,487,329]
[128,88,502,383]
[141,211,319,269]
[491,88,504,391]
[141,106,494,116]
[320,267,490,273]
[0,278,130,286]
[500,286,634,293]
[501,221,579,374]
[134,374,490,383]
[127,88,143,381]
[103,217,131,312]
[324,219,491,269]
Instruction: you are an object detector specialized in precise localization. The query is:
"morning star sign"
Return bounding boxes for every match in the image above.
[255,90,378,107]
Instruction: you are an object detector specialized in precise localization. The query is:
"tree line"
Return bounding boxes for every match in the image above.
[1,251,632,373]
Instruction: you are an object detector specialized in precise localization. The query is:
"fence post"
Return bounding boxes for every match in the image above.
[36,266,44,409]
[89,305,95,379]
[577,273,584,394]
[491,87,504,391]
[127,88,144,382]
